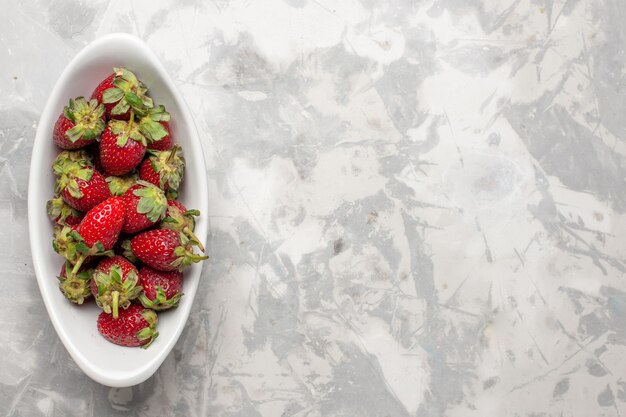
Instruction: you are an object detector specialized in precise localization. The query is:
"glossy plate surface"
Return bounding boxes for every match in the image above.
[28,33,208,387]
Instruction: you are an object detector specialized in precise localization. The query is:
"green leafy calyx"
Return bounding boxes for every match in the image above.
[138,309,159,348]
[161,203,205,252]
[120,239,138,263]
[102,68,153,115]
[63,97,105,143]
[47,196,81,225]
[94,264,142,318]
[148,145,185,190]
[108,118,148,147]
[106,172,138,196]
[58,261,93,304]
[138,105,170,143]
[170,232,209,271]
[139,286,182,311]
[52,226,114,275]
[133,180,168,222]
[53,151,94,198]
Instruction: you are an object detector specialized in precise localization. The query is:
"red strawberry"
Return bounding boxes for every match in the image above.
[106,172,138,196]
[138,160,159,189]
[47,196,83,226]
[58,261,94,304]
[130,229,208,272]
[148,121,172,151]
[99,120,147,176]
[78,197,125,250]
[53,151,111,212]
[55,197,125,276]
[161,200,205,252]
[60,170,110,212]
[53,97,105,149]
[138,266,183,310]
[97,304,158,348]
[139,145,185,191]
[121,181,168,234]
[91,256,141,318]
[91,68,153,120]
[91,74,127,120]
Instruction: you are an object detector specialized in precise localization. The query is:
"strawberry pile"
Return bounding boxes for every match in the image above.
[47,68,207,349]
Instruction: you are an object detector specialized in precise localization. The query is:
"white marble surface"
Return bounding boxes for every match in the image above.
[2,0,626,415]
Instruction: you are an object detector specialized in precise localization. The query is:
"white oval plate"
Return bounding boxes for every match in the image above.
[28,33,208,387]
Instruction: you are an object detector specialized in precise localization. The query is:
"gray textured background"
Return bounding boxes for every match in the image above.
[2,0,626,416]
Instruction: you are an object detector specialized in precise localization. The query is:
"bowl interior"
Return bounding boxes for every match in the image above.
[29,34,207,386]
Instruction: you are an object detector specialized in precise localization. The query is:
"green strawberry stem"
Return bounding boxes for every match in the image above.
[70,247,114,276]
[171,233,209,270]
[139,293,152,308]
[71,255,87,276]
[112,290,120,319]
[127,109,134,131]
[183,226,205,252]
[187,253,209,263]
[166,145,180,163]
